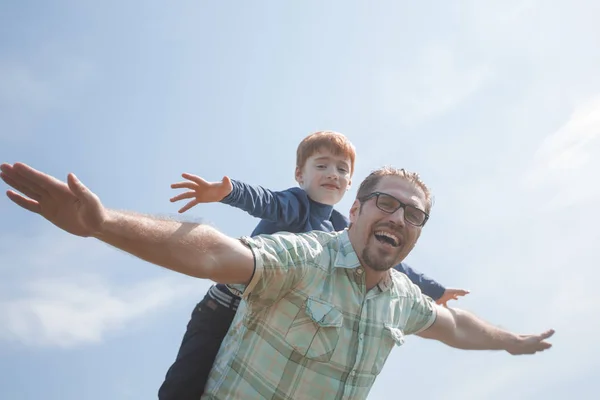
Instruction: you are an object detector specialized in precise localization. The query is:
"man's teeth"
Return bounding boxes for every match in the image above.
[374,231,400,247]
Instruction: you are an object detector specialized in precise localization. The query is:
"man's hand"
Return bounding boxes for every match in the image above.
[505,330,555,355]
[1,162,106,237]
[170,173,233,213]
[436,288,470,307]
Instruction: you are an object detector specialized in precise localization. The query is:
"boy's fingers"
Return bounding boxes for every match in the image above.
[182,173,209,186]
[171,182,198,190]
[449,289,470,296]
[178,199,199,213]
[170,192,196,202]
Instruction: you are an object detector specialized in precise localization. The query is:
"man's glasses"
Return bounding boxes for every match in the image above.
[359,192,429,227]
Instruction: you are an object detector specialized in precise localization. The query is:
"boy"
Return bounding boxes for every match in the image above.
[158,131,468,400]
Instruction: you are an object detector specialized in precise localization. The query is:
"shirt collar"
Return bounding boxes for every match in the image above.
[333,230,394,293]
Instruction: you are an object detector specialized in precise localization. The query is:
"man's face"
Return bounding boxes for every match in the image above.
[295,149,352,206]
[348,176,428,272]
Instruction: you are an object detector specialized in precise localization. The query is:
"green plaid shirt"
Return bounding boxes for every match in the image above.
[203,229,436,400]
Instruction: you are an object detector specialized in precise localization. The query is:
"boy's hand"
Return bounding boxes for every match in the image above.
[170,173,233,213]
[435,288,470,307]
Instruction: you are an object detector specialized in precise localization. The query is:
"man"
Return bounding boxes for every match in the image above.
[0,162,553,400]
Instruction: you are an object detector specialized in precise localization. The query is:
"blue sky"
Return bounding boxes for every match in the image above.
[1,1,599,399]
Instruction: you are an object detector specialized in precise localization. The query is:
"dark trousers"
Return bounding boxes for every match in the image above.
[158,293,236,400]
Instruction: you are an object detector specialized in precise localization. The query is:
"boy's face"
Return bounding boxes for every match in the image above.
[295,149,352,206]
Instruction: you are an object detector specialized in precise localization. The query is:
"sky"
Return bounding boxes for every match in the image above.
[1,0,599,399]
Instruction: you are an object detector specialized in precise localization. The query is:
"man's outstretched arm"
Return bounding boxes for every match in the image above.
[1,162,254,285]
[418,305,554,354]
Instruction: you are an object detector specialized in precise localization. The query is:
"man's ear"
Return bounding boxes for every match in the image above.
[349,199,361,224]
[295,166,303,185]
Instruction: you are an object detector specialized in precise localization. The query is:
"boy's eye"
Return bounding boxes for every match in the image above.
[338,168,348,174]
[316,165,326,169]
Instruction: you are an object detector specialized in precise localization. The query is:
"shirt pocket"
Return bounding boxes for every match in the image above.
[371,323,405,375]
[284,297,343,362]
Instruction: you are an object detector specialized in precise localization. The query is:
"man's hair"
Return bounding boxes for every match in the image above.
[356,166,433,213]
[296,131,356,175]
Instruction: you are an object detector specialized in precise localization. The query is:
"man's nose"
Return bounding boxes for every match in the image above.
[387,206,406,228]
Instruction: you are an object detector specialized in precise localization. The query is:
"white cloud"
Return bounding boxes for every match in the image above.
[0,273,199,348]
[524,95,600,209]
[0,228,205,348]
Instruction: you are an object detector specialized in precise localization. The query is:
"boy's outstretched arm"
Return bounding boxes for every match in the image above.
[394,262,469,306]
[220,180,308,226]
[171,174,306,228]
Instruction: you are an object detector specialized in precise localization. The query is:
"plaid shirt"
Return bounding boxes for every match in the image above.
[203,230,436,400]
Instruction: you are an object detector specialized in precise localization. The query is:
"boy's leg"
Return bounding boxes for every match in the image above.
[158,289,237,400]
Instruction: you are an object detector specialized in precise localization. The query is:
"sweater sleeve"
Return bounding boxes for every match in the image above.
[220,180,308,227]
[393,262,446,301]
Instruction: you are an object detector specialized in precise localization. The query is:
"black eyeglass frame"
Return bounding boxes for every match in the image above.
[359,191,429,227]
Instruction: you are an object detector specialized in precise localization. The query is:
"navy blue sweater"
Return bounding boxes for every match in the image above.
[216,180,445,300]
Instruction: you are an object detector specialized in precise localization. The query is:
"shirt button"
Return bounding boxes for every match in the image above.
[351,370,356,376]
[356,268,363,275]
[359,333,364,341]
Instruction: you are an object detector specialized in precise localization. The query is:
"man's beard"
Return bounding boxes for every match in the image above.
[361,245,398,272]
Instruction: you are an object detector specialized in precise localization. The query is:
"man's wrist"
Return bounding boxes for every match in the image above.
[92,209,118,240]
[501,332,522,353]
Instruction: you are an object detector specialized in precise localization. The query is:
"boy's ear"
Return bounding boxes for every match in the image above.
[346,179,352,191]
[295,166,303,185]
[349,199,360,223]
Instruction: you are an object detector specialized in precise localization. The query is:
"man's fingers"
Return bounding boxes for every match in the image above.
[538,329,555,340]
[67,173,92,201]
[170,191,196,202]
[171,181,198,190]
[181,173,209,186]
[1,164,49,199]
[1,173,41,201]
[12,162,63,193]
[6,190,41,213]
[178,199,199,213]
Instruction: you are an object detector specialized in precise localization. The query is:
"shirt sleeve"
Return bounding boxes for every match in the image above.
[220,180,308,228]
[231,232,319,307]
[402,280,438,335]
[394,262,446,301]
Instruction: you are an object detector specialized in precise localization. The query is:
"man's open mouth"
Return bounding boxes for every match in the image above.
[374,231,400,247]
